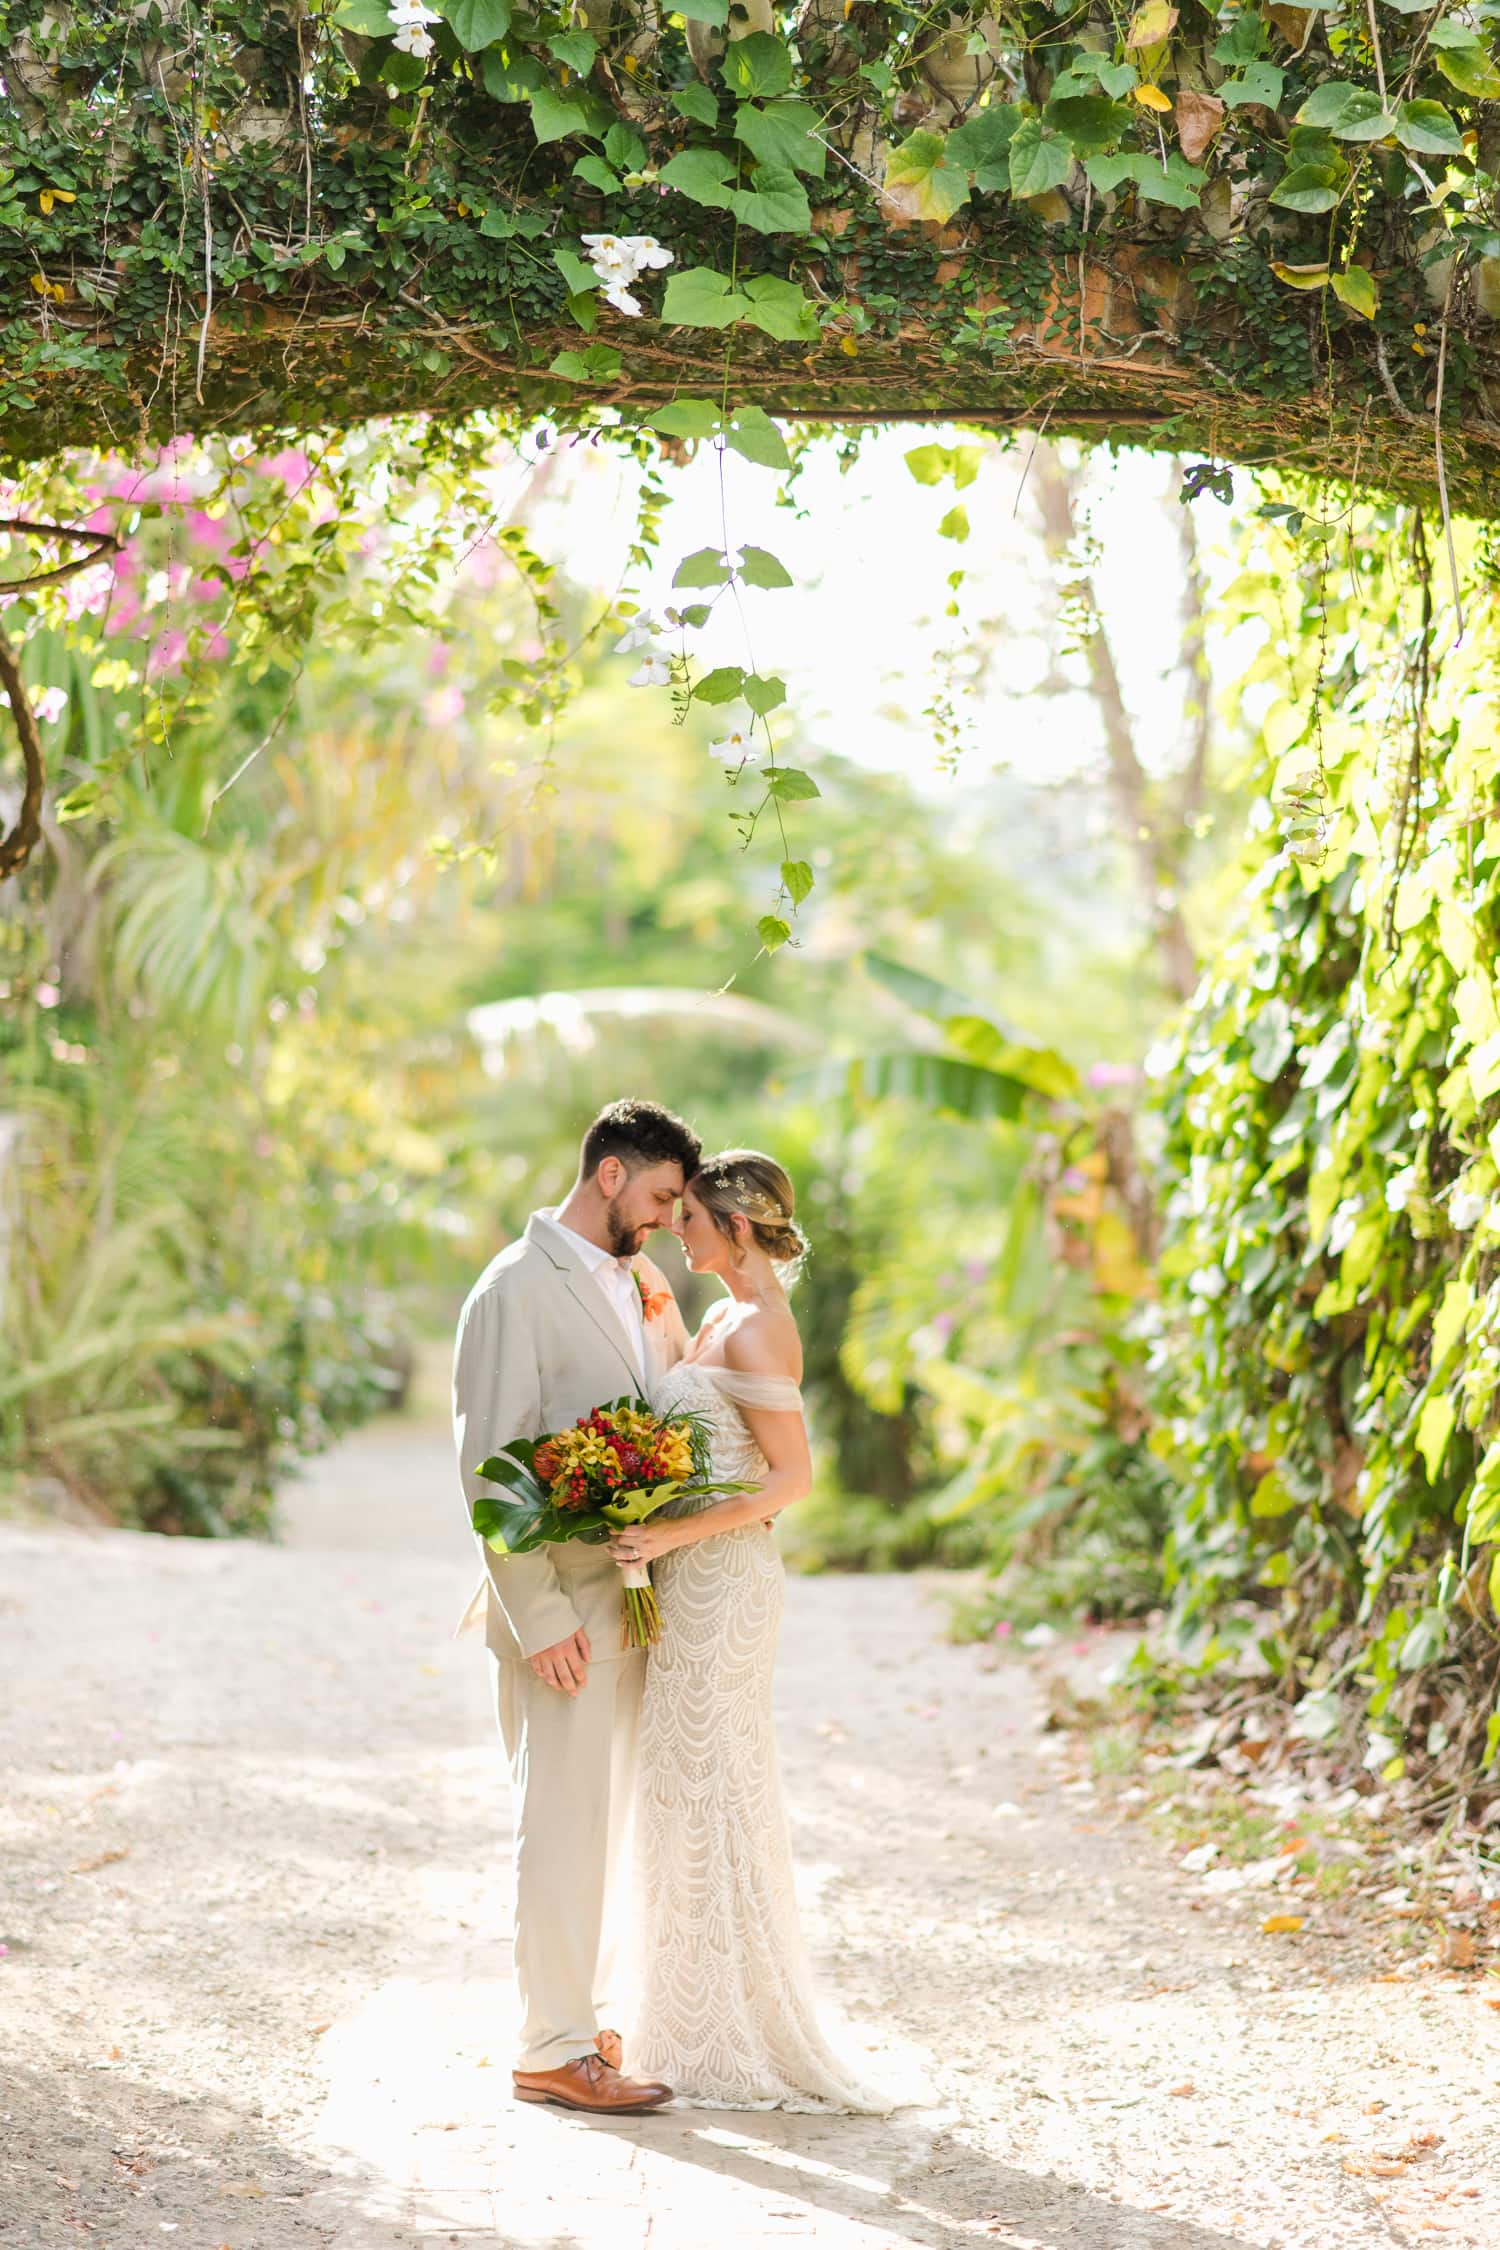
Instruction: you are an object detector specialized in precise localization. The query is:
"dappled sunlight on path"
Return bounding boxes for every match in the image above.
[3,1407,1497,2247]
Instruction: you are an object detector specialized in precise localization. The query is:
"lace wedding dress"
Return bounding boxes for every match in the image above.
[623,1358,896,2113]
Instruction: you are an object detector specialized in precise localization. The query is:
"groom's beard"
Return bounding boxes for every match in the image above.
[603,1198,649,1258]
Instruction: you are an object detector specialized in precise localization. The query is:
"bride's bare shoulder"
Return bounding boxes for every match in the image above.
[722,1302,803,1384]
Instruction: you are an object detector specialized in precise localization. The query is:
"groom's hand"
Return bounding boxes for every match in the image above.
[530,1627,591,1697]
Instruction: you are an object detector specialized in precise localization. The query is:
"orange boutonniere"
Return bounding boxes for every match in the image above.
[634,1269,673,1323]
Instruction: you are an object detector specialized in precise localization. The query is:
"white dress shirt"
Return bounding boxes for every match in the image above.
[535,1208,647,1385]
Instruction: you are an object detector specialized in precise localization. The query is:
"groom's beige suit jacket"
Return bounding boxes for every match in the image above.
[452,1214,687,1662]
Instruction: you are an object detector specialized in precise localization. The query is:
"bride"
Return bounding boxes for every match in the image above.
[605,1149,895,2114]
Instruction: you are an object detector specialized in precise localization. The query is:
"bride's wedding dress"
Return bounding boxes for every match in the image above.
[624,1357,895,2113]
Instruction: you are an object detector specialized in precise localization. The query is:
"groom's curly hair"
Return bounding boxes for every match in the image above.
[581,1099,701,1181]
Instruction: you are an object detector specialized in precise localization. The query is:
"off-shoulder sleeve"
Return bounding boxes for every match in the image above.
[705,1367,804,1414]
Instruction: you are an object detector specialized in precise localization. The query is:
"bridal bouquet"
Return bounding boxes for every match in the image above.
[472,1398,743,1647]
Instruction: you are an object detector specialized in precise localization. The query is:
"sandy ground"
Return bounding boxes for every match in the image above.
[4,1410,1500,2250]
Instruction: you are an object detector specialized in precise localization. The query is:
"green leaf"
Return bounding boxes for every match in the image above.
[1270,260,1330,290]
[648,398,721,438]
[659,146,736,207]
[1330,264,1377,317]
[552,245,596,297]
[673,0,730,19]
[481,47,543,99]
[673,84,721,128]
[758,915,792,953]
[1428,14,1481,43]
[1008,117,1073,200]
[380,49,427,89]
[1270,163,1343,214]
[573,153,622,192]
[439,0,512,46]
[946,103,1021,189]
[904,441,981,488]
[529,85,593,144]
[1296,80,1364,130]
[1133,153,1205,208]
[942,1015,1080,1099]
[766,763,818,798]
[1395,100,1462,155]
[1056,53,1137,100]
[883,129,972,223]
[1250,1469,1296,1518]
[862,953,985,1023]
[1218,61,1285,107]
[720,32,794,100]
[1416,1393,1457,1482]
[673,547,734,588]
[740,274,819,343]
[734,98,827,178]
[547,28,596,73]
[724,403,792,467]
[692,664,746,701]
[728,165,813,234]
[1436,46,1500,98]
[660,265,749,328]
[738,544,794,589]
[333,0,395,31]
[1043,95,1133,156]
[834,1052,1031,1123]
[604,122,647,170]
[938,504,970,542]
[549,343,621,381]
[781,858,814,905]
[1249,999,1294,1081]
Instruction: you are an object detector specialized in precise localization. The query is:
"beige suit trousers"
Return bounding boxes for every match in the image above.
[493,1645,646,2072]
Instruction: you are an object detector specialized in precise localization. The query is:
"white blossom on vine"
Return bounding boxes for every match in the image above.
[388,0,439,58]
[629,652,672,688]
[581,234,673,317]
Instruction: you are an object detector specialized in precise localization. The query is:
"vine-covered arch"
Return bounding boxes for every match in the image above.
[2,0,1500,502]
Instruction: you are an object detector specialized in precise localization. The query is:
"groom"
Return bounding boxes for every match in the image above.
[452,1098,699,2114]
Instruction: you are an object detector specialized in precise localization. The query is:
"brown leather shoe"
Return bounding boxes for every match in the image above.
[595,2027,623,2071]
[513,2052,672,2113]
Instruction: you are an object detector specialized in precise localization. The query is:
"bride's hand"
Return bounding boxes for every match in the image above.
[608,1521,685,1567]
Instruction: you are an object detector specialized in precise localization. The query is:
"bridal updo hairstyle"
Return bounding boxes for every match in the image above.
[690,1150,808,1275]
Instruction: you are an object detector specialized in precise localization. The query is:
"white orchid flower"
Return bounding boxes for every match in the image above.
[388,0,439,19]
[391,21,435,55]
[1450,1187,1487,1231]
[34,686,68,724]
[629,653,673,688]
[711,727,752,764]
[630,237,674,271]
[602,281,644,317]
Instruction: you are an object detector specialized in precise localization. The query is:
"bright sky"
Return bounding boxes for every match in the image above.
[525,423,1239,796]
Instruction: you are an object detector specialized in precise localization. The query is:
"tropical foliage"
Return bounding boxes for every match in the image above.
[1150,490,1500,1801]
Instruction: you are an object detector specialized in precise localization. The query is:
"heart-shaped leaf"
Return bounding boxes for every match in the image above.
[438,0,512,43]
[674,549,734,589]
[692,664,746,700]
[1008,117,1073,200]
[738,545,794,589]
[659,147,736,207]
[1395,99,1462,155]
[720,31,793,101]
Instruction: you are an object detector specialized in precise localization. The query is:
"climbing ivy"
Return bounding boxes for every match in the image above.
[1151,492,1500,1799]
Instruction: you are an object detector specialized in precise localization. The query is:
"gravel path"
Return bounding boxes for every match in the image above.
[3,1411,1498,2249]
